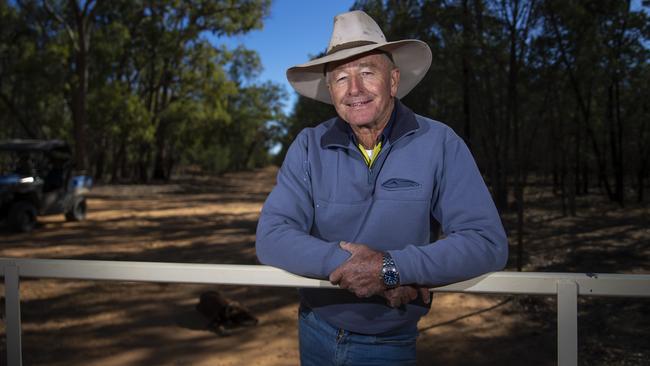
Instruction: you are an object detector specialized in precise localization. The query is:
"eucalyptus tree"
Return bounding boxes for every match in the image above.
[118,0,272,180]
[1,0,280,181]
[281,0,646,270]
[0,1,68,140]
[541,0,648,207]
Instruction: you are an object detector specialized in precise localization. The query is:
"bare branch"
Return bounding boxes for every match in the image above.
[43,0,78,50]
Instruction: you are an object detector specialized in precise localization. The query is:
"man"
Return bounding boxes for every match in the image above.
[256,10,508,365]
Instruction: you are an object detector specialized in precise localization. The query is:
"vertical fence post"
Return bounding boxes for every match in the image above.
[557,279,578,366]
[4,264,23,366]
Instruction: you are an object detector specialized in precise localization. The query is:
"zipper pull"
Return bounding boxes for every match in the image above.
[336,328,345,343]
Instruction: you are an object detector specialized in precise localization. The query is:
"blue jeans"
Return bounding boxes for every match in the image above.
[298,306,418,366]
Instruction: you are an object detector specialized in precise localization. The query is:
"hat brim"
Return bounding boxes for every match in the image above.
[286,40,432,104]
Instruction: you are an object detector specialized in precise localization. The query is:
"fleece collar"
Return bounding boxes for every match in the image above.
[321,99,419,149]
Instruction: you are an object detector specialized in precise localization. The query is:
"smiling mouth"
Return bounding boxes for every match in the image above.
[347,100,372,108]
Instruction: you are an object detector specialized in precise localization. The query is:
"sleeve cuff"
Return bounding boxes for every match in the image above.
[387,249,413,285]
[323,241,351,275]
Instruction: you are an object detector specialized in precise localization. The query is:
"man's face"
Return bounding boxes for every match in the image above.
[327,52,400,129]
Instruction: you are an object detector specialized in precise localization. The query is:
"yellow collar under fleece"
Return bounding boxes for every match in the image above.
[358,141,382,167]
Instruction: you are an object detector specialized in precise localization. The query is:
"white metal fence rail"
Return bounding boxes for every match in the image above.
[1,257,649,366]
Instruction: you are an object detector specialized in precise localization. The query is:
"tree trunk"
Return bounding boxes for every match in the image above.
[152,61,173,181]
[574,117,581,197]
[608,80,624,206]
[138,144,150,182]
[71,57,88,172]
[561,155,567,217]
[111,143,122,183]
[547,4,614,203]
[94,142,105,182]
[152,132,168,180]
[638,166,646,203]
[568,165,576,217]
[68,0,96,173]
[582,162,589,195]
[461,0,473,149]
[473,0,508,211]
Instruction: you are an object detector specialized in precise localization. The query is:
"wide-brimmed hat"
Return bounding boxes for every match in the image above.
[286,10,432,104]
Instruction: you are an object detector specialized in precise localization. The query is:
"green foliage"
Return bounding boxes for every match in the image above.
[0,0,283,181]
[87,82,153,144]
[287,0,649,205]
[0,0,67,139]
[279,94,336,160]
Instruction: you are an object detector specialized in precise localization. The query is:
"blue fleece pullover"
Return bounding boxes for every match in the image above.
[256,100,508,335]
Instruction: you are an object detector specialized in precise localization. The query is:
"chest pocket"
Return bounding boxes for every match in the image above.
[381,178,421,190]
[376,177,429,202]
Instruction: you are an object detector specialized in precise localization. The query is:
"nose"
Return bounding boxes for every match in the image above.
[347,74,364,96]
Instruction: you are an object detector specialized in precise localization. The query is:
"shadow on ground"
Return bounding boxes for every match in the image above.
[0,168,647,365]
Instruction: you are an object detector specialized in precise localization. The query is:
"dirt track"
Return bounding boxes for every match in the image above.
[1,167,648,365]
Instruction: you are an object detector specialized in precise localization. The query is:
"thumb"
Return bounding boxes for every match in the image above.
[329,267,342,285]
[339,241,355,253]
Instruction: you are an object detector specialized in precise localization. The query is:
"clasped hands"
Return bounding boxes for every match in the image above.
[329,241,430,308]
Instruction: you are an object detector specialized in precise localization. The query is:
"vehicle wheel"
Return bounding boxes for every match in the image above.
[8,201,38,233]
[65,197,87,221]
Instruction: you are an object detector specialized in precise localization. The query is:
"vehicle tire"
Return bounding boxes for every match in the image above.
[65,197,87,221]
[8,201,38,233]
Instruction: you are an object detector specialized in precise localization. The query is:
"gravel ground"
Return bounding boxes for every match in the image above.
[1,167,647,365]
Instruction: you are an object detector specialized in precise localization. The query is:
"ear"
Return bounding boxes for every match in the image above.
[390,68,400,97]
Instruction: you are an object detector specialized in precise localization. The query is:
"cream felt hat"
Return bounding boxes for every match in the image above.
[286,10,432,104]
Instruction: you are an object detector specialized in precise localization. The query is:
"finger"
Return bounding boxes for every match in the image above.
[404,290,414,304]
[356,289,371,298]
[419,287,431,304]
[329,268,343,285]
[340,278,355,291]
[398,296,408,306]
[408,289,418,301]
[388,296,400,308]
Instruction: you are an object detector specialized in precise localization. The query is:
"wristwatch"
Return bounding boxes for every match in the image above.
[381,253,400,288]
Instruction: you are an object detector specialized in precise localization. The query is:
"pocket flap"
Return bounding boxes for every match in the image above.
[381,178,421,190]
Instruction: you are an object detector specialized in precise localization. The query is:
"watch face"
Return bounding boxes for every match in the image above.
[383,268,399,287]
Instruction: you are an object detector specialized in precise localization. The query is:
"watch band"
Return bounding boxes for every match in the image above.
[382,253,396,268]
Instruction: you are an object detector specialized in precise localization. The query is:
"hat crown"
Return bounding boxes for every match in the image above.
[327,11,387,55]
[286,10,432,104]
